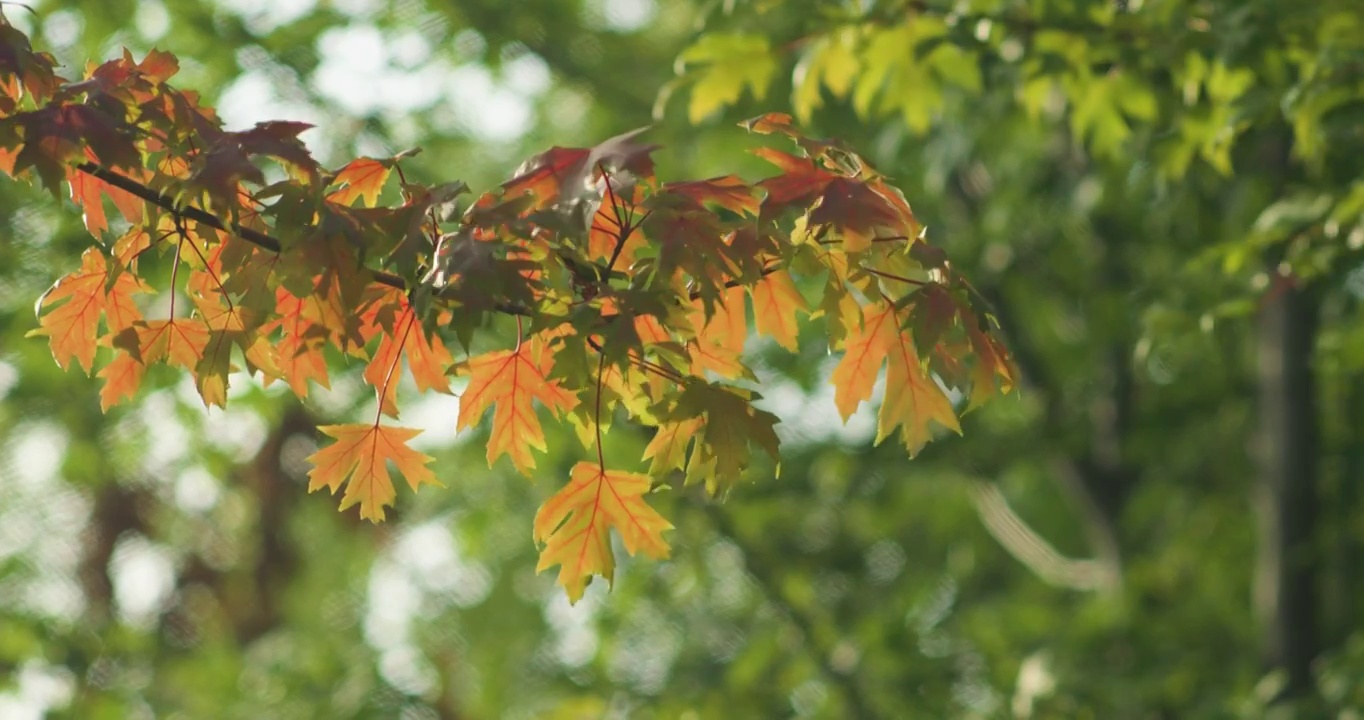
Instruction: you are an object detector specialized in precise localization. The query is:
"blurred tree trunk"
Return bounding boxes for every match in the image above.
[1254,280,1320,699]
[1252,121,1322,700]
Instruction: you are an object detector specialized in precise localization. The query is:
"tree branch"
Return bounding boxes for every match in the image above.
[77,161,541,317]
[76,162,405,289]
[969,480,1118,591]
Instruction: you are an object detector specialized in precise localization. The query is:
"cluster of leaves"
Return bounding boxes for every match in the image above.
[0,13,1012,602]
[669,2,1364,285]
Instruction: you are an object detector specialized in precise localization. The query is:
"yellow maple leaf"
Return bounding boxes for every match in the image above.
[306,424,440,522]
[533,461,673,603]
[687,286,749,378]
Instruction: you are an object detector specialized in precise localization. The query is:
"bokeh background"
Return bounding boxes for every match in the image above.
[2,0,1364,717]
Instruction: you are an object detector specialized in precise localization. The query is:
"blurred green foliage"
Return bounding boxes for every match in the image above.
[2,0,1364,718]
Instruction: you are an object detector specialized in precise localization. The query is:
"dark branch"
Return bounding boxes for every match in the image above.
[77,162,543,316]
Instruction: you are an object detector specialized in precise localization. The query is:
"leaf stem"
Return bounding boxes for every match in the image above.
[169,235,183,318]
[864,267,927,286]
[177,222,234,314]
[375,307,417,420]
[600,164,635,273]
[594,350,607,470]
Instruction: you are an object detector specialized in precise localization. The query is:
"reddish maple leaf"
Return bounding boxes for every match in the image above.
[808,177,906,252]
[533,461,673,603]
[752,147,838,208]
[503,127,657,210]
[307,424,440,522]
[663,175,760,216]
[966,316,1017,410]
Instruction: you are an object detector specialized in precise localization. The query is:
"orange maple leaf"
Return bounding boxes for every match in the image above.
[97,349,145,412]
[830,301,961,456]
[361,293,454,417]
[121,318,211,370]
[111,226,153,267]
[456,336,578,474]
[749,270,808,350]
[268,288,331,397]
[189,291,279,408]
[65,151,144,238]
[328,157,391,207]
[306,424,440,522]
[533,461,673,603]
[97,316,210,410]
[31,247,148,373]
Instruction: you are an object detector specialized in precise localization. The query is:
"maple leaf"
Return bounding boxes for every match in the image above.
[965,314,1016,410]
[662,175,760,216]
[116,317,211,371]
[189,120,318,207]
[456,336,579,474]
[503,127,657,211]
[670,381,781,494]
[306,424,440,522]
[31,247,148,373]
[830,301,961,456]
[277,233,370,350]
[111,226,153,267]
[0,20,61,112]
[742,113,846,163]
[533,461,673,603]
[66,155,144,237]
[643,417,704,476]
[808,177,906,252]
[749,270,808,350]
[189,290,278,408]
[752,147,838,209]
[644,196,757,315]
[677,34,777,122]
[686,287,751,379]
[327,157,392,207]
[266,287,332,398]
[586,182,647,265]
[360,290,454,417]
[97,348,145,411]
[12,104,141,195]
